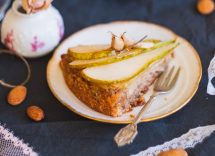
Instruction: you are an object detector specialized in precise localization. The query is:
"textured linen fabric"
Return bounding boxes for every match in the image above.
[0,0,215,155]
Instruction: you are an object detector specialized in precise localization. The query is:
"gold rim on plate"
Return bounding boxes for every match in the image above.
[47,21,202,124]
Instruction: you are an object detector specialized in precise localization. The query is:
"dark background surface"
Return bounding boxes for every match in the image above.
[0,0,215,155]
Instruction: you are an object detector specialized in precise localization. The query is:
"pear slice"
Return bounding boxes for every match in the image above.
[136,39,161,49]
[68,39,162,60]
[70,49,142,68]
[82,42,179,84]
[68,44,112,60]
[70,40,175,68]
[143,39,161,43]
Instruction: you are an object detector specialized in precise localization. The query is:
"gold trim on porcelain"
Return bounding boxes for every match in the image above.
[46,21,202,124]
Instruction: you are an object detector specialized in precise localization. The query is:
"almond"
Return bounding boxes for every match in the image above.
[157,149,188,156]
[111,33,125,52]
[26,106,45,122]
[197,0,214,15]
[121,33,135,48]
[7,86,27,106]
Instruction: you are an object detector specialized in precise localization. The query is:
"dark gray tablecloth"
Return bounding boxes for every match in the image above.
[0,0,215,155]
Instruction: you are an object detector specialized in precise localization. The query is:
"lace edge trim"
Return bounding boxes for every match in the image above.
[0,124,38,156]
[131,125,215,156]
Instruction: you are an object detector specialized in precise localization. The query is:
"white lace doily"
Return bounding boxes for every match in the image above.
[207,55,215,95]
[132,125,215,156]
[0,124,38,156]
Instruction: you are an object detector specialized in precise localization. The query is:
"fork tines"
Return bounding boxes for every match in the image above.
[155,66,180,91]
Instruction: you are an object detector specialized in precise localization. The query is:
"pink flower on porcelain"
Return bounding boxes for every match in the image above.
[4,30,14,51]
[31,36,45,52]
[57,18,64,40]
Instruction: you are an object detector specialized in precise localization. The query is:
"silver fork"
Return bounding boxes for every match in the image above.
[114,66,181,147]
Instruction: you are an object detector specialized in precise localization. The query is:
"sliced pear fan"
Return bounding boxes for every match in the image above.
[68,44,112,60]
[70,49,142,68]
[82,42,179,84]
[70,40,175,68]
[68,39,165,60]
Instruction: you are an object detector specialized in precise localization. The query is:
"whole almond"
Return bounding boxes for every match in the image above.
[157,149,188,156]
[197,0,214,15]
[111,33,125,52]
[7,86,27,106]
[26,106,45,122]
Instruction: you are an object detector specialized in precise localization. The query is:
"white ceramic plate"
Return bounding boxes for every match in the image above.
[47,21,202,124]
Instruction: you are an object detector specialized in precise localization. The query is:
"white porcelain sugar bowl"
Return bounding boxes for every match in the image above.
[1,0,64,58]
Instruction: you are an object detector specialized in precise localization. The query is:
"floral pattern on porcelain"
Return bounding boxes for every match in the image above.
[4,30,14,51]
[31,36,45,52]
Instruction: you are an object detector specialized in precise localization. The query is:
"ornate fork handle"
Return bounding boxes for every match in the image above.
[133,93,156,124]
[114,93,156,147]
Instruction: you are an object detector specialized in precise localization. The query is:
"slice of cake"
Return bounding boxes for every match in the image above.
[60,34,178,117]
